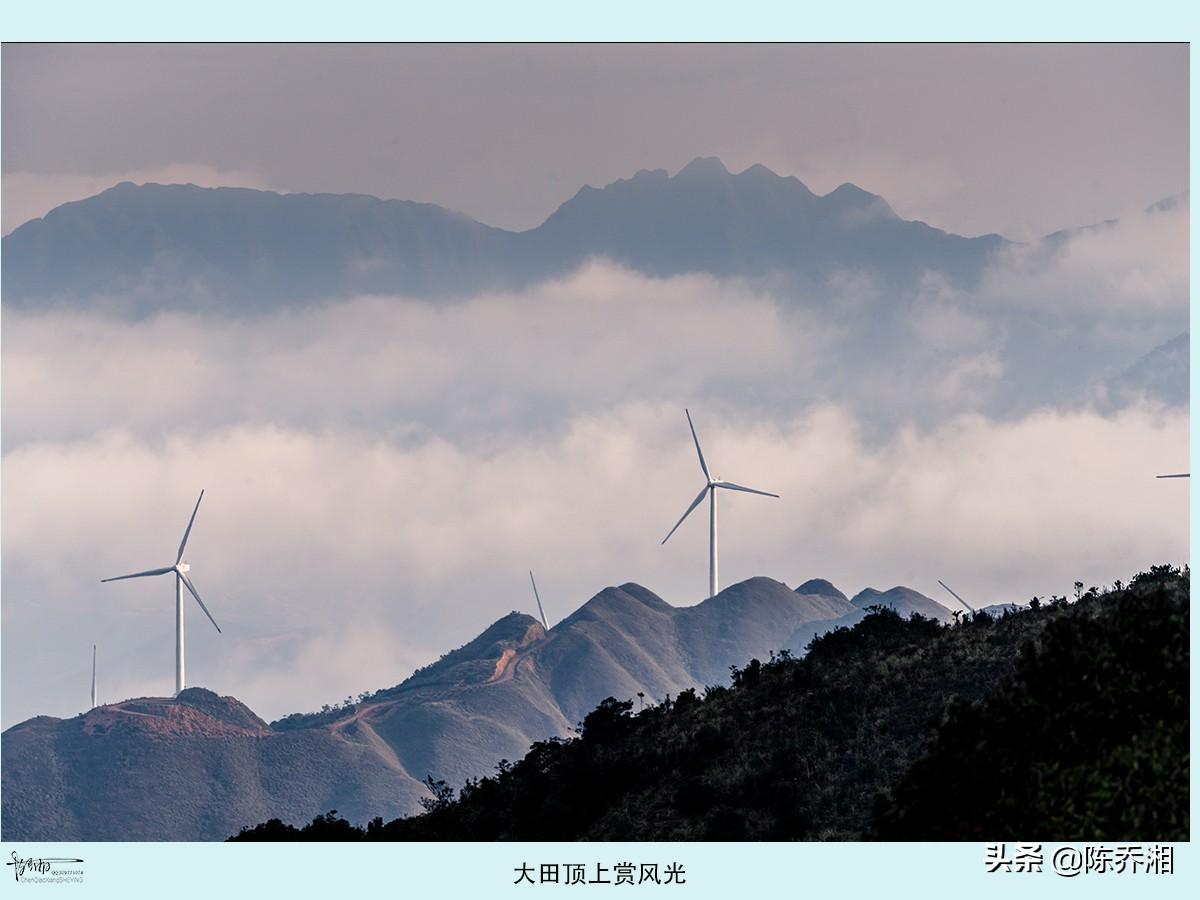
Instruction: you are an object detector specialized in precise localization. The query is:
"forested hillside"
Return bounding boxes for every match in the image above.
[233,566,1188,841]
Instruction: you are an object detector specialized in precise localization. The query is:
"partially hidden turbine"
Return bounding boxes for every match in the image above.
[100,490,221,697]
[662,409,779,599]
[529,570,549,630]
[937,579,976,615]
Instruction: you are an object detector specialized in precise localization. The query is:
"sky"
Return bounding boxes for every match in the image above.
[0,43,1190,728]
[0,43,1189,238]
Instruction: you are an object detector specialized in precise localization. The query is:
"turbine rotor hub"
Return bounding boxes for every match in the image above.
[176,562,191,573]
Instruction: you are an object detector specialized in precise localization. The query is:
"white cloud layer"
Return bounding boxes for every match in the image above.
[2,199,1188,455]
[978,199,1190,314]
[1,209,1188,728]
[1,264,819,447]
[2,401,1187,728]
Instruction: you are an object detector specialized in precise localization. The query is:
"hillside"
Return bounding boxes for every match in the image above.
[231,566,1188,841]
[0,687,431,841]
[784,582,953,655]
[1,158,1006,313]
[1,575,876,841]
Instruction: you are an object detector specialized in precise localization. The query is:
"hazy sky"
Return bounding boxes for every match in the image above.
[0,43,1190,729]
[1,43,1189,237]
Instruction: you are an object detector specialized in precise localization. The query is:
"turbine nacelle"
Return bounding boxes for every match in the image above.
[99,489,222,697]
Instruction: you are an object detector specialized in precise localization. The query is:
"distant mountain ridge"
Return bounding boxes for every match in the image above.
[1099,331,1189,408]
[1,574,949,840]
[1,158,1008,313]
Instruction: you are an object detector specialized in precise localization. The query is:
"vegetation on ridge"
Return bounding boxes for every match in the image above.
[232,565,1189,841]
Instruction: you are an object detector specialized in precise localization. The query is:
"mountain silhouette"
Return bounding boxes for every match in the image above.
[1099,331,1189,408]
[794,578,848,602]
[2,574,867,841]
[1,159,1007,313]
[232,566,1189,841]
[0,687,430,842]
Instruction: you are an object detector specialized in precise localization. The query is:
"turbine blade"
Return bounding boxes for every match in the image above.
[715,481,780,498]
[1156,473,1190,478]
[662,485,710,544]
[100,566,174,582]
[685,409,710,480]
[180,573,222,634]
[176,490,205,564]
[937,579,976,614]
[530,571,548,630]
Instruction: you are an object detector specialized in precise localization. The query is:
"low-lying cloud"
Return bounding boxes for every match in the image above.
[2,265,822,448]
[1,205,1189,728]
[3,199,1188,454]
[978,198,1189,315]
[2,401,1187,728]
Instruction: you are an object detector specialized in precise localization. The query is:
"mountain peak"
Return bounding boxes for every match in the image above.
[827,181,874,199]
[687,576,796,614]
[675,156,731,179]
[175,687,270,731]
[852,587,883,603]
[795,578,848,602]
[399,611,543,690]
[1146,191,1188,214]
[5,159,1007,311]
[715,574,789,594]
[452,609,542,649]
[630,167,670,182]
[567,584,674,625]
[615,582,673,610]
[81,689,270,738]
[692,576,854,622]
[737,162,780,179]
[823,182,896,218]
[851,586,953,622]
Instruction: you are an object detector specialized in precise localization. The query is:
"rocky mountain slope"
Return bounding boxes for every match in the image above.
[233,566,1188,841]
[2,575,929,840]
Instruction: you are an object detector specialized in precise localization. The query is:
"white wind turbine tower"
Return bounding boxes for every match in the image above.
[529,571,549,630]
[100,490,222,697]
[91,644,97,710]
[662,409,779,599]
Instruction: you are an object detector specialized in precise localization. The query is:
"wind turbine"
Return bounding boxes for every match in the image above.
[529,571,549,630]
[937,579,976,615]
[100,490,221,697]
[662,409,779,599]
[90,644,97,710]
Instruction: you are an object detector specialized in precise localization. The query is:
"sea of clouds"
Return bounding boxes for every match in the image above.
[1,200,1188,727]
